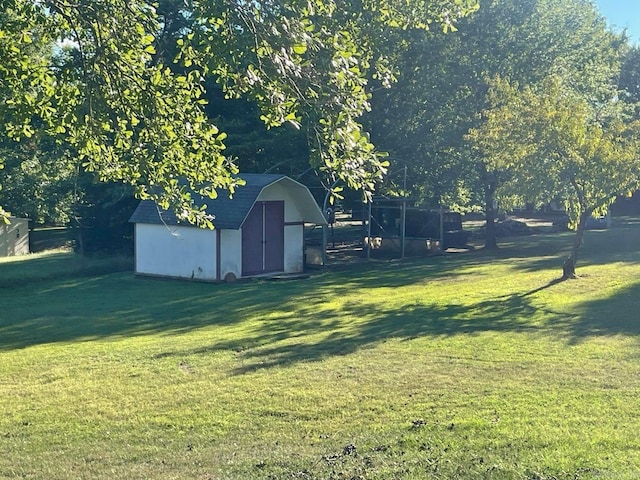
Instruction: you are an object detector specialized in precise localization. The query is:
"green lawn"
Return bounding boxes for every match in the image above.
[1,221,640,479]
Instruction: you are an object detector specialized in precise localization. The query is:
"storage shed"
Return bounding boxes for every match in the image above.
[0,217,30,257]
[129,174,327,281]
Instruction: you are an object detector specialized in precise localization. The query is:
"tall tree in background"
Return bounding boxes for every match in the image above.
[468,75,640,277]
[153,1,314,184]
[367,0,624,248]
[0,136,76,225]
[619,45,640,116]
[184,0,479,201]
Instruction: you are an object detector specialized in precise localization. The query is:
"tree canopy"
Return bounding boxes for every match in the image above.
[0,0,479,226]
[468,75,640,275]
[367,0,626,247]
[1,0,239,226]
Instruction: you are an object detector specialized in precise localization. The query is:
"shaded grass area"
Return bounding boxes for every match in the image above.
[1,222,640,479]
[0,248,132,287]
[29,227,76,253]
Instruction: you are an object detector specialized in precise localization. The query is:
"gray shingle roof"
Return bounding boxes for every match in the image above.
[129,174,323,229]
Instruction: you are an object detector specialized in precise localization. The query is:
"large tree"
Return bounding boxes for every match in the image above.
[620,46,640,102]
[467,75,640,277]
[186,0,480,201]
[1,0,237,226]
[0,135,76,225]
[0,0,479,226]
[367,0,624,248]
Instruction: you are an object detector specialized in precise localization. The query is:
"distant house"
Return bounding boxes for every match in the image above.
[129,174,327,281]
[0,217,29,257]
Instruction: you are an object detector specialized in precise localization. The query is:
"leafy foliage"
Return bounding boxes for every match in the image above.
[468,75,640,270]
[1,0,241,227]
[184,0,479,200]
[0,135,76,225]
[367,0,625,245]
[619,46,640,116]
[0,0,479,226]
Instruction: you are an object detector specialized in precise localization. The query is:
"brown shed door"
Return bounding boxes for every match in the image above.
[242,201,284,276]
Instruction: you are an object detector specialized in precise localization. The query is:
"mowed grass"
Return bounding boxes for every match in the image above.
[0,248,132,287]
[1,220,640,479]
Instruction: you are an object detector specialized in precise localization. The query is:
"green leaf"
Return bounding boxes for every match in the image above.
[292,43,307,55]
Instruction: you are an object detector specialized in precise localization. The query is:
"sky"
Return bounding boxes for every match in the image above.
[595,0,640,44]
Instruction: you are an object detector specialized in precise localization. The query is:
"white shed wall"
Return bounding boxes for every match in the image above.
[257,183,305,222]
[284,224,304,273]
[219,229,242,279]
[0,217,29,257]
[135,224,217,280]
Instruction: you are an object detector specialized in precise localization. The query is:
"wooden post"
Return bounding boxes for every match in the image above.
[401,199,406,259]
[367,201,372,260]
[440,205,444,251]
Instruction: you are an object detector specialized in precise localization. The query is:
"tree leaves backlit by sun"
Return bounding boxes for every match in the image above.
[0,0,478,224]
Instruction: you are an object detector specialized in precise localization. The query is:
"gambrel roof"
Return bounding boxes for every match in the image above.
[129,173,326,229]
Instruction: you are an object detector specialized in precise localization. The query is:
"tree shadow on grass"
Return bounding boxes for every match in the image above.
[0,260,543,361]
[0,253,492,352]
[520,277,566,297]
[560,281,640,344]
[190,294,541,374]
[502,221,640,275]
[179,271,640,373]
[0,273,302,351]
[2,221,639,356]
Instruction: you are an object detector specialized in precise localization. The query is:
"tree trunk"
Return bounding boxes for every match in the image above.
[562,212,589,279]
[484,181,498,250]
[76,226,85,256]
